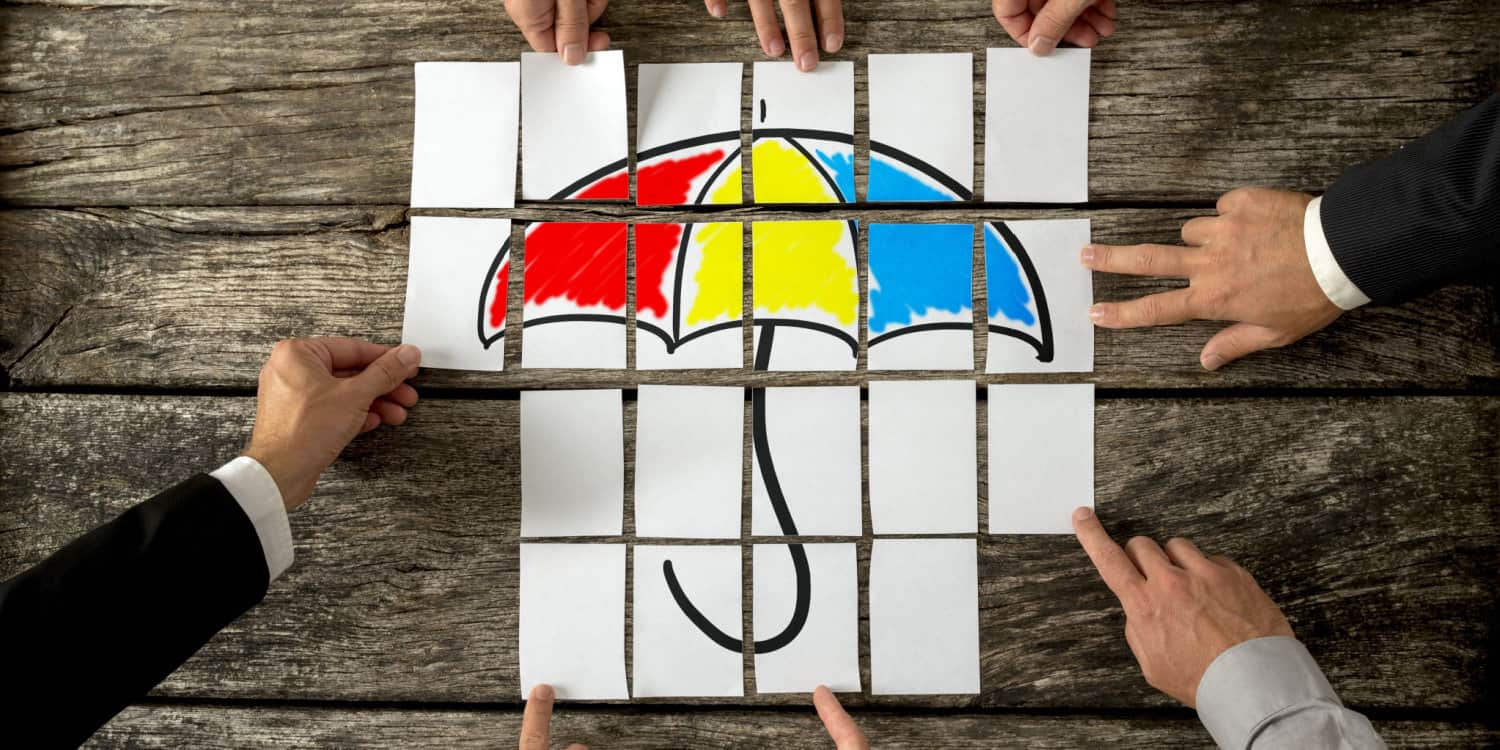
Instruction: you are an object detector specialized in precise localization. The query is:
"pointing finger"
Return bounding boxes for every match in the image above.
[1082,243,1196,278]
[1089,288,1200,329]
[520,684,554,750]
[1072,507,1144,603]
[814,685,869,750]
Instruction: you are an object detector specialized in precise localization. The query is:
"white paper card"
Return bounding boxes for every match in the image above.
[411,62,520,209]
[637,63,745,206]
[987,383,1094,534]
[634,385,745,538]
[633,545,744,697]
[751,61,855,203]
[401,216,512,371]
[984,48,1089,203]
[519,543,628,699]
[869,539,980,695]
[751,387,862,536]
[985,219,1093,373]
[521,390,623,537]
[521,51,628,200]
[753,543,861,693]
[867,53,973,201]
[868,380,978,534]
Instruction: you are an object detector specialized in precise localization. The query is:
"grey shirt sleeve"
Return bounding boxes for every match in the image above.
[1195,636,1385,750]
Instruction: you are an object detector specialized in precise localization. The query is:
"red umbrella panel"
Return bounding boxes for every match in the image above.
[520,222,629,369]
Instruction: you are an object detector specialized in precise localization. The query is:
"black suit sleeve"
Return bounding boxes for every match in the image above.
[1320,92,1500,303]
[0,474,270,749]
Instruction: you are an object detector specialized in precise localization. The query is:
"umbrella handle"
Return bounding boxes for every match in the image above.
[662,340,813,655]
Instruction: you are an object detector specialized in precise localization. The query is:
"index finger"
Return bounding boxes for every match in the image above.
[1072,507,1144,602]
[520,684,554,750]
[813,685,869,750]
[1082,243,1197,278]
[313,337,392,370]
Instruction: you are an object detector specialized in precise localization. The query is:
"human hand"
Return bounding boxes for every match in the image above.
[813,685,869,749]
[704,0,845,72]
[993,0,1117,56]
[245,338,421,512]
[1082,187,1343,371]
[504,0,612,64]
[1071,507,1295,706]
[520,685,589,750]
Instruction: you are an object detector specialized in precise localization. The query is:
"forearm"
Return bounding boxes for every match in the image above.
[0,459,292,747]
[1196,636,1385,750]
[1310,93,1500,306]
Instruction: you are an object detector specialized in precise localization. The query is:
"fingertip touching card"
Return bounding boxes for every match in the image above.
[866,53,973,202]
[522,221,628,369]
[752,220,860,372]
[636,63,744,206]
[988,383,1094,534]
[867,222,976,371]
[634,221,744,370]
[753,543,861,693]
[521,50,628,200]
[751,386,862,537]
[868,380,978,534]
[634,385,745,539]
[751,61,854,203]
[401,216,513,371]
[633,545,745,697]
[520,389,624,537]
[520,543,628,700]
[411,62,520,209]
[984,48,1090,203]
[985,219,1093,373]
[870,539,980,695]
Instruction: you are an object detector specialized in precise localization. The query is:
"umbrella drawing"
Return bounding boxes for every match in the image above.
[635,221,743,366]
[867,142,971,202]
[549,158,631,201]
[665,227,857,658]
[985,220,1054,362]
[751,96,854,204]
[476,237,512,350]
[637,131,743,206]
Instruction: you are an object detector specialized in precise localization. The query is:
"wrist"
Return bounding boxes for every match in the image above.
[244,443,315,512]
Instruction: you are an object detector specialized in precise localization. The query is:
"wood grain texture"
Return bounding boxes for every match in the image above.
[83,704,1500,749]
[3,206,1497,390]
[0,1,1496,206]
[4,392,1495,710]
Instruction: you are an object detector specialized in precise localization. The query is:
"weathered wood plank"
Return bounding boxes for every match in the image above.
[1,1,1496,205]
[3,393,1495,709]
[3,206,1496,389]
[83,704,1500,749]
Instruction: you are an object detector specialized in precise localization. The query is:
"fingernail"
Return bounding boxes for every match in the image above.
[1029,35,1057,56]
[1089,305,1105,321]
[1080,245,1095,264]
[709,2,725,18]
[824,33,842,53]
[1073,506,1094,522]
[1202,353,1224,371]
[768,38,785,57]
[562,43,584,65]
[798,51,817,72]
[396,344,421,367]
[532,684,554,701]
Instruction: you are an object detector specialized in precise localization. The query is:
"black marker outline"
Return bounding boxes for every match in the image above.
[752,318,859,359]
[523,312,628,328]
[475,238,512,350]
[868,320,974,347]
[985,221,1055,363]
[548,157,631,202]
[637,131,742,163]
[868,140,973,202]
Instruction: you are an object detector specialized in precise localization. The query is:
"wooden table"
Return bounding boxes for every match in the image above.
[3,1,1498,746]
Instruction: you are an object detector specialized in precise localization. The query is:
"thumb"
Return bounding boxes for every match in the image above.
[1200,323,1283,371]
[348,344,421,400]
[1029,0,1092,55]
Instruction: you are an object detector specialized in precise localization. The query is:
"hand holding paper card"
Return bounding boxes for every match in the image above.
[521,50,628,201]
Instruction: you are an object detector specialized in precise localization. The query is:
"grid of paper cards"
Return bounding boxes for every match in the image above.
[400,50,1098,703]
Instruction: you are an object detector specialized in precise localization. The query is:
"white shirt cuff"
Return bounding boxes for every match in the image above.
[1304,196,1371,310]
[1195,636,1343,750]
[210,456,294,582]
